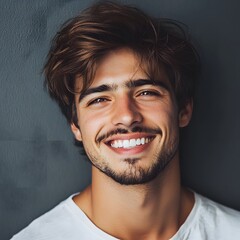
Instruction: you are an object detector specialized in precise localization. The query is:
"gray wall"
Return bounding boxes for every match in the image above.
[1,0,239,239]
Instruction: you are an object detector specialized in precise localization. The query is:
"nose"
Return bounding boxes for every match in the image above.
[111,95,143,127]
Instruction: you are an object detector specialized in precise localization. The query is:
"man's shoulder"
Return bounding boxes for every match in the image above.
[193,192,240,236]
[197,193,240,225]
[11,192,118,240]
[11,194,80,240]
[174,192,240,239]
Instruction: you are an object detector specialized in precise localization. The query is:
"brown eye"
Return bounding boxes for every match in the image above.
[139,90,160,96]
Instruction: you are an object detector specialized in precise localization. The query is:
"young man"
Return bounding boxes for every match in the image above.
[12,1,240,240]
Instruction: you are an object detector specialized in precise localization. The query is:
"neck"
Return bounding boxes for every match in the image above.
[74,156,194,240]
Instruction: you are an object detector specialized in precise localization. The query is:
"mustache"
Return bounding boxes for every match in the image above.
[97,126,162,143]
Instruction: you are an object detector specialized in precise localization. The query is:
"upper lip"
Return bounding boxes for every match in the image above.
[104,133,156,144]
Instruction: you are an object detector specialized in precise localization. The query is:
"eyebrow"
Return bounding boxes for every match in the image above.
[126,79,169,90]
[79,78,170,102]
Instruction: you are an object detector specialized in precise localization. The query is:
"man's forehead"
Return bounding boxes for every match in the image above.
[75,68,172,93]
[74,48,172,93]
[75,75,171,93]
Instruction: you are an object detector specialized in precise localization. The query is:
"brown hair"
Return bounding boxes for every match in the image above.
[44,1,200,125]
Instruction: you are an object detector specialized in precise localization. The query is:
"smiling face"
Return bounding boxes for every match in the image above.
[71,48,192,185]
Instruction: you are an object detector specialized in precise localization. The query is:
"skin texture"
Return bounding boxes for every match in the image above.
[71,48,194,240]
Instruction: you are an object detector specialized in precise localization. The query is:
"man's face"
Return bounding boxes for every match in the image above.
[72,48,191,185]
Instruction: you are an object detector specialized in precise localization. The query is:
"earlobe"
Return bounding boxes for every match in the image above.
[71,123,82,141]
[178,100,193,128]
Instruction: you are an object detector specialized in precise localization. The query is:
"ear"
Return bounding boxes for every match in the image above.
[178,100,193,128]
[71,122,82,141]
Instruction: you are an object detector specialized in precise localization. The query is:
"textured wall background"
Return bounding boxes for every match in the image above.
[1,0,239,239]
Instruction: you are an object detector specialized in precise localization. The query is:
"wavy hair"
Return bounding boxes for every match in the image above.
[44,1,200,124]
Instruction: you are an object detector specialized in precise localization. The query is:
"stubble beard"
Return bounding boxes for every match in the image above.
[85,137,179,185]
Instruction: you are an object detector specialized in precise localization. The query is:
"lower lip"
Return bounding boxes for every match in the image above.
[106,140,153,155]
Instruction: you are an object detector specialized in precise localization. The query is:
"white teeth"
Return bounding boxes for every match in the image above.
[129,139,136,147]
[118,140,123,148]
[110,137,152,149]
[123,140,129,148]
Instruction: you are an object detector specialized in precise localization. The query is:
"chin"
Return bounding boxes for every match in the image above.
[95,156,172,185]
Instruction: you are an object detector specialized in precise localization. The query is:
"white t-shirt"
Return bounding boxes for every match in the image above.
[11,192,240,240]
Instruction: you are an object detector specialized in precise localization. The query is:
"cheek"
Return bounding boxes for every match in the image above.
[147,104,178,124]
[78,111,107,139]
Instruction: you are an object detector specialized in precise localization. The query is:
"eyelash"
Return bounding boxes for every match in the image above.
[138,90,160,96]
[88,97,109,106]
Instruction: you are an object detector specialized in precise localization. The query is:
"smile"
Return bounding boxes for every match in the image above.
[110,137,154,149]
